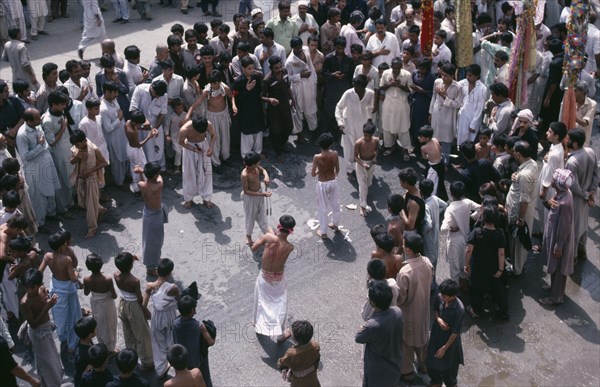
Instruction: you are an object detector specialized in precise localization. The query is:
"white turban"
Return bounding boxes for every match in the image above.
[298,0,309,6]
[517,109,534,122]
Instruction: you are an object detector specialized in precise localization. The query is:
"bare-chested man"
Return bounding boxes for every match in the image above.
[418,125,448,201]
[134,161,167,277]
[311,133,340,239]
[21,268,63,385]
[241,151,272,246]
[39,230,82,353]
[251,214,296,341]
[387,194,405,254]
[0,216,29,320]
[371,233,404,279]
[164,344,206,387]
[179,117,216,209]
[125,111,158,193]
[354,122,379,217]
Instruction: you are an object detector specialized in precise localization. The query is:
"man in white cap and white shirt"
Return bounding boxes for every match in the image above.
[292,0,319,46]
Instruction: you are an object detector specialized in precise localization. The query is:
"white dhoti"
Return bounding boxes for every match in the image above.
[316,179,340,234]
[141,127,165,170]
[427,161,440,195]
[342,131,359,171]
[126,145,147,193]
[151,304,177,376]
[253,270,287,337]
[240,133,263,159]
[28,321,63,386]
[206,109,231,166]
[0,268,19,318]
[242,191,269,236]
[355,160,375,208]
[383,129,412,150]
[444,232,467,283]
[182,140,213,202]
[90,291,117,352]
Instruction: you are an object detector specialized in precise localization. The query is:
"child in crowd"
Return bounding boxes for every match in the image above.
[372,233,404,279]
[277,320,321,385]
[418,124,448,201]
[362,258,400,320]
[369,224,387,259]
[74,316,97,387]
[241,151,271,246]
[420,179,448,290]
[80,343,115,386]
[311,133,340,239]
[165,97,186,173]
[107,349,150,387]
[475,127,493,161]
[164,344,205,387]
[354,122,379,217]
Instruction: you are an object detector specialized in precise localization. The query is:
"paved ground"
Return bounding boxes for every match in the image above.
[1,2,600,386]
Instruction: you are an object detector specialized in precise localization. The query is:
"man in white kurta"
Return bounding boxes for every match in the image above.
[565,129,600,261]
[366,22,401,67]
[379,59,413,156]
[154,62,184,113]
[5,0,26,41]
[130,80,168,170]
[78,0,106,58]
[335,75,374,174]
[538,122,565,233]
[456,65,488,146]
[429,64,463,163]
[79,109,109,164]
[505,142,539,276]
[100,93,129,186]
[27,0,48,39]
[292,1,319,46]
[286,41,318,135]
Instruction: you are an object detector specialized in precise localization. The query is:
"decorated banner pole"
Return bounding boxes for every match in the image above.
[421,0,434,57]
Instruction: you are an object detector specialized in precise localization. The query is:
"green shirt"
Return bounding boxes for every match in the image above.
[266,16,299,55]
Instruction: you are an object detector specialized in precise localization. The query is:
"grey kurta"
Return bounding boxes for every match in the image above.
[41,112,74,213]
[396,254,433,347]
[565,148,600,244]
[542,189,575,276]
[100,98,129,185]
[355,306,403,387]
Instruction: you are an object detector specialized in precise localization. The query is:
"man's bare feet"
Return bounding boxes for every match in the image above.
[328,223,339,231]
[316,230,328,239]
[276,329,292,343]
[84,230,96,239]
[245,236,253,246]
[203,200,213,208]
[98,207,108,218]
[183,201,193,209]
[359,207,367,217]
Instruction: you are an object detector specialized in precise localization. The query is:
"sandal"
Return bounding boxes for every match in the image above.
[466,305,480,318]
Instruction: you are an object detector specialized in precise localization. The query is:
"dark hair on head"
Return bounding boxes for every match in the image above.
[549,121,567,141]
[167,34,183,48]
[85,98,101,109]
[418,125,434,139]
[192,117,208,133]
[124,45,141,60]
[278,0,290,10]
[85,253,103,273]
[444,5,455,15]
[6,214,28,230]
[398,167,418,186]
[460,141,476,160]
[363,51,374,61]
[115,349,139,374]
[240,55,255,69]
[403,232,423,254]
[177,295,197,316]
[476,12,492,26]
[501,1,513,14]
[2,190,21,208]
[8,234,32,252]
[131,110,146,124]
[243,151,261,166]
[159,60,175,70]
[450,181,465,199]
[374,233,395,253]
[75,316,97,339]
[387,193,404,215]
[350,10,364,24]
[363,121,376,135]
[233,12,245,21]
[2,158,20,175]
[262,27,275,39]
[218,23,231,33]
[219,51,232,64]
[479,127,492,138]
[291,320,313,345]
[506,136,519,150]
[210,19,223,29]
[547,38,563,55]
[370,224,386,240]
[419,179,434,198]
[479,182,498,198]
[417,57,432,70]
[482,205,498,224]
[252,20,265,32]
[500,32,513,45]
[492,133,507,148]
[157,258,174,277]
[237,41,251,53]
[481,195,499,208]
[308,36,319,45]
[200,45,215,57]
[374,18,386,26]
[466,64,481,77]
[290,36,303,49]
[495,51,509,63]
[88,343,109,368]
[23,268,43,288]
[350,43,363,54]
[171,23,184,34]
[48,230,69,251]
[8,27,21,39]
[378,62,390,71]
[185,65,201,80]
[367,258,387,280]
[207,70,222,84]
[80,60,91,69]
[0,174,20,191]
[440,63,456,76]
[48,90,69,107]
[184,29,198,41]
[513,140,531,158]
[408,24,421,35]
[65,59,80,73]
[269,55,281,69]
[115,252,134,273]
[279,215,296,232]
[167,344,189,371]
[368,280,393,310]
[69,129,87,145]
[12,80,29,94]
[102,79,119,93]
[151,80,168,96]
[333,36,347,47]
[552,22,568,37]
[369,6,382,19]
[353,74,368,88]
[435,29,447,40]
[438,278,459,296]
[567,128,585,148]
[144,161,161,180]
[55,86,70,98]
[328,7,341,18]
[193,22,209,34]
[59,69,70,83]
[403,46,415,56]
[489,82,509,98]
[99,54,116,69]
[317,132,334,149]
[0,80,7,94]
[170,97,184,109]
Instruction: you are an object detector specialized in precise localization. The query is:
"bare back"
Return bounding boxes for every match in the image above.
[388,218,405,254]
[253,232,294,273]
[311,150,339,182]
[125,121,143,148]
[139,175,163,210]
[84,273,116,297]
[39,252,75,282]
[421,138,442,164]
[164,368,205,387]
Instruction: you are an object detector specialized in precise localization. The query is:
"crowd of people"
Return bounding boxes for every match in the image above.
[1,0,600,385]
